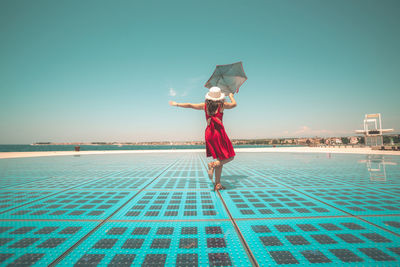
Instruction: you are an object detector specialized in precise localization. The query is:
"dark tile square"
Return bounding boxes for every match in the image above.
[184,211,197,216]
[286,235,310,245]
[31,210,49,215]
[269,250,299,264]
[75,254,105,266]
[108,254,136,267]
[126,211,140,216]
[301,250,331,263]
[10,227,35,234]
[240,209,255,215]
[9,238,39,248]
[336,234,364,244]
[358,248,395,261]
[132,227,150,235]
[297,224,318,232]
[150,238,171,249]
[88,210,103,216]
[37,238,66,248]
[319,223,341,231]
[383,221,400,228]
[0,253,13,264]
[295,208,311,213]
[208,253,232,266]
[340,222,365,230]
[182,227,197,235]
[0,238,14,247]
[7,253,44,267]
[361,233,392,243]
[164,211,178,216]
[145,211,159,216]
[259,209,274,214]
[251,225,271,233]
[277,208,292,214]
[275,224,295,232]
[122,239,144,249]
[107,227,127,235]
[179,238,198,249]
[60,227,82,234]
[388,247,400,256]
[203,210,216,216]
[0,227,12,234]
[69,210,85,216]
[93,238,118,249]
[142,254,167,266]
[329,249,363,262]
[176,253,198,267]
[312,207,329,213]
[311,234,337,244]
[34,227,59,234]
[205,226,222,235]
[156,227,174,235]
[207,238,226,248]
[259,236,282,246]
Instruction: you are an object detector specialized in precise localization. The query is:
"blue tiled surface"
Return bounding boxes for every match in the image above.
[0,190,58,213]
[0,190,137,220]
[0,152,399,266]
[220,189,345,218]
[112,190,228,220]
[0,220,97,266]
[362,216,400,233]
[237,217,400,266]
[59,221,250,266]
[297,187,400,215]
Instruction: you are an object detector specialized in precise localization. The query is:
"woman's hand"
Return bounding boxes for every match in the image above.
[229,93,234,97]
[169,101,177,106]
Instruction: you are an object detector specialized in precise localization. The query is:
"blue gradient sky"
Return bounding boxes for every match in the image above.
[1,0,399,144]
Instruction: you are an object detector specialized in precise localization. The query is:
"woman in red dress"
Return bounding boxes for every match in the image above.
[169,87,236,191]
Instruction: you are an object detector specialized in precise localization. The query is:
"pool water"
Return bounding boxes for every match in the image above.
[0,152,399,266]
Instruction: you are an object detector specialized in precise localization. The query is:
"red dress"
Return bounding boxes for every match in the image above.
[205,104,236,160]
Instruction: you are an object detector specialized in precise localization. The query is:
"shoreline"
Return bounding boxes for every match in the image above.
[1,147,400,159]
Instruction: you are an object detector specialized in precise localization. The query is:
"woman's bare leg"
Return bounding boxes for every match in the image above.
[214,157,234,190]
[215,165,223,185]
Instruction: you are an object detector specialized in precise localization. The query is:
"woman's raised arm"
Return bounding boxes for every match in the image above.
[169,101,205,110]
[223,93,237,109]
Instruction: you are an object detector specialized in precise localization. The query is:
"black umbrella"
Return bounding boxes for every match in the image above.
[205,61,247,95]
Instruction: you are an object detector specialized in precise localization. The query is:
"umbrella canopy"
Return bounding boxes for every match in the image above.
[205,61,247,95]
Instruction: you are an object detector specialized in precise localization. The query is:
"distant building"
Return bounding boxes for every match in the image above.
[349,136,358,144]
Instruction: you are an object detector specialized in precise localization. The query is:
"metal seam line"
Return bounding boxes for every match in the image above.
[200,155,259,267]
[48,157,180,266]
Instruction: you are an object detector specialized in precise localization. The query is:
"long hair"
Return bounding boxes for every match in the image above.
[205,99,224,116]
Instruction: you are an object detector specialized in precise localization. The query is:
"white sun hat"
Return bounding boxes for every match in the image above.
[205,86,225,101]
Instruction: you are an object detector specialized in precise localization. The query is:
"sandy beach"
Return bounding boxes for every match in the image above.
[1,146,399,159]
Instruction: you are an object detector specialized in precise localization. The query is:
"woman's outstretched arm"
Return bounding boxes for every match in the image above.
[223,93,237,109]
[169,101,205,110]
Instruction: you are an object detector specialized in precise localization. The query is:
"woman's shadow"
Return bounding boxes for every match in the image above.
[219,175,247,190]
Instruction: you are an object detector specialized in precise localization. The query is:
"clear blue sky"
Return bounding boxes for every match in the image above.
[1,0,399,144]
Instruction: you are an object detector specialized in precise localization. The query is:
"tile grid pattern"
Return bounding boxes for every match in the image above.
[0,152,399,266]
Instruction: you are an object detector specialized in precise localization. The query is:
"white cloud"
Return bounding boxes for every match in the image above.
[169,88,177,97]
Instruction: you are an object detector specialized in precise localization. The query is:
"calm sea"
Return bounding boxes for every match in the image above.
[0,144,295,152]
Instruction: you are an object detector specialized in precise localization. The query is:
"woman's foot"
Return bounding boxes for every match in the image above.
[214,183,224,191]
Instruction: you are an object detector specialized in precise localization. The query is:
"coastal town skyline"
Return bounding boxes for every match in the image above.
[1,1,399,144]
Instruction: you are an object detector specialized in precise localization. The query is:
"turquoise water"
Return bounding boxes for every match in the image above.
[0,144,298,152]
[0,152,399,266]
